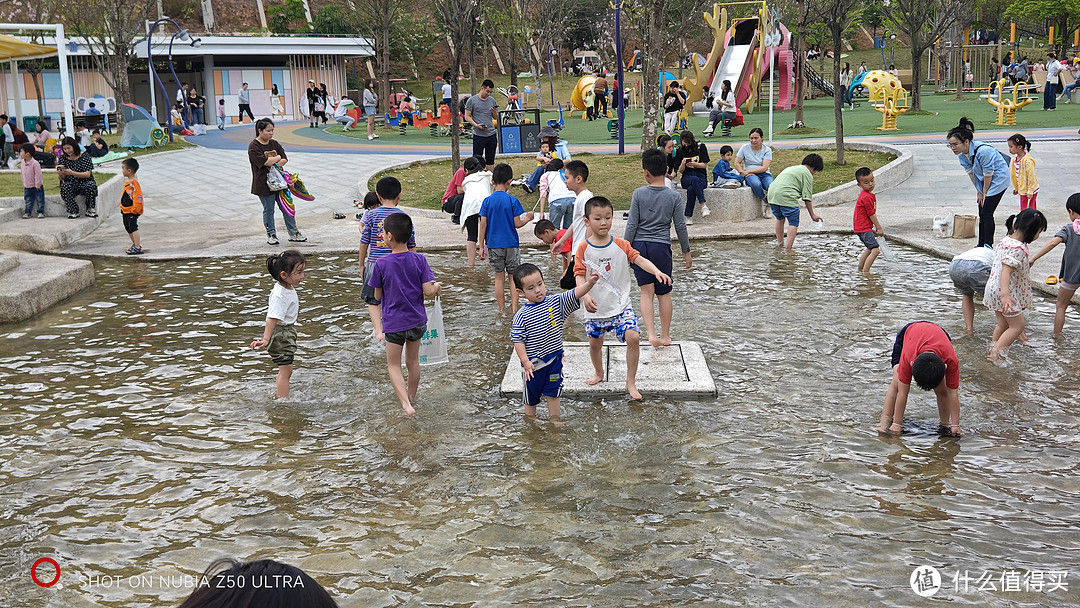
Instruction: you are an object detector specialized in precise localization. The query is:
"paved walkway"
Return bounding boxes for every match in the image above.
[60,125,1080,305]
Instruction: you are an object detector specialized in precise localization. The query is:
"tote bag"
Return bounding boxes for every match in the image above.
[418,297,449,365]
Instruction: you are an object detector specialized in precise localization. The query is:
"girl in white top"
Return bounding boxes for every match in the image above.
[251,250,306,398]
[459,159,493,267]
[537,159,575,229]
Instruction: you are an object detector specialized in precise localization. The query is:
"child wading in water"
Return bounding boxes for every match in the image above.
[1008,133,1039,210]
[575,197,671,400]
[852,167,884,273]
[984,209,1047,363]
[251,250,307,399]
[511,263,599,425]
[368,213,442,415]
[1029,193,1080,334]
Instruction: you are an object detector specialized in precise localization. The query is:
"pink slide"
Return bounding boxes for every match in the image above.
[711,19,795,111]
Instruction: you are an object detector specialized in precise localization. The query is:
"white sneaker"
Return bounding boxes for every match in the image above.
[684,218,694,225]
[701,204,711,217]
[373,133,379,138]
[368,134,375,140]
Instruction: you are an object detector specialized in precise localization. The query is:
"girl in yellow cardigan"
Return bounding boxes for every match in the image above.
[1008,133,1039,210]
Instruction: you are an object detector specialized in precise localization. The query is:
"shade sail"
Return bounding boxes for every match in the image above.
[0,34,57,61]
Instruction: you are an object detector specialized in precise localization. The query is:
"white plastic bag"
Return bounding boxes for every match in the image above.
[418,297,449,366]
[266,165,288,191]
[192,124,207,135]
[877,235,893,260]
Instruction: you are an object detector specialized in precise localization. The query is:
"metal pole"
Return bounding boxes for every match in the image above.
[55,24,75,137]
[768,45,774,145]
[615,0,624,154]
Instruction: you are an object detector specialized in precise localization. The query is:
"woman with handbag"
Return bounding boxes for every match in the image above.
[249,118,305,245]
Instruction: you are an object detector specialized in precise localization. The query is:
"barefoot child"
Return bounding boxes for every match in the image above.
[1029,193,1080,334]
[534,218,571,274]
[877,321,962,437]
[478,163,534,313]
[251,250,306,399]
[767,153,824,251]
[550,160,593,290]
[852,167,883,272]
[511,263,599,424]
[624,148,691,346]
[1007,133,1038,210]
[984,209,1047,363]
[458,156,492,267]
[120,158,144,255]
[368,213,441,415]
[359,177,415,341]
[574,197,672,400]
[949,246,995,335]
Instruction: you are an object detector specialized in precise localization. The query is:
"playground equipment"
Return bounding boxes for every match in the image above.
[847,70,910,131]
[986,78,1034,125]
[683,2,796,114]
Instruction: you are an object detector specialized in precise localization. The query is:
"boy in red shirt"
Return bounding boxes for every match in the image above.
[533,218,571,274]
[878,321,962,437]
[852,167,884,272]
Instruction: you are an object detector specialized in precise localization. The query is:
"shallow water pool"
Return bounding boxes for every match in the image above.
[2,236,1079,607]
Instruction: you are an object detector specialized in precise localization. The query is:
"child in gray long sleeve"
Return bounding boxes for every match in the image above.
[624,149,692,347]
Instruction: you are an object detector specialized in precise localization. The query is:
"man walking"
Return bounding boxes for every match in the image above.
[466,79,499,166]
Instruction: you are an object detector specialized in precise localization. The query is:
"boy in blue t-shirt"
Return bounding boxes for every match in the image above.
[359,176,416,341]
[511,263,598,425]
[711,145,744,188]
[478,163,535,313]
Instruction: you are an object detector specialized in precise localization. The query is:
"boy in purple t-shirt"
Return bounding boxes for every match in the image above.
[368,212,441,416]
[360,176,416,342]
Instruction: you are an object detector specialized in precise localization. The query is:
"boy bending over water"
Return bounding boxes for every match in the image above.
[878,321,962,437]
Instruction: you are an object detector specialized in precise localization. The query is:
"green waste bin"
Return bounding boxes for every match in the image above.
[24,116,38,132]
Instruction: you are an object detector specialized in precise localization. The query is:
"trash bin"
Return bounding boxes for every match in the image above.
[24,116,38,132]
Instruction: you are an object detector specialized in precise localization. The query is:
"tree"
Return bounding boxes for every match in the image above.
[69,0,157,130]
[515,0,571,110]
[820,0,863,163]
[1007,0,1080,57]
[351,0,402,113]
[434,0,481,169]
[637,0,667,151]
[884,0,968,111]
[862,3,884,40]
[0,0,59,118]
[310,5,356,36]
[267,0,307,33]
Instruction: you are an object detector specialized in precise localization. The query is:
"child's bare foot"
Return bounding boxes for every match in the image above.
[647,334,663,347]
[585,373,604,386]
[1018,331,1029,344]
[659,336,672,346]
[986,349,1005,365]
[964,329,974,337]
[626,382,642,400]
[877,422,902,435]
[550,418,564,428]
[401,403,416,416]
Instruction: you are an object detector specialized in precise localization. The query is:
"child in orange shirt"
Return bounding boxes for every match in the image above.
[120,158,144,255]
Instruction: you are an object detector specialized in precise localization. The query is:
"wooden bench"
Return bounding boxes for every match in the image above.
[896,70,913,89]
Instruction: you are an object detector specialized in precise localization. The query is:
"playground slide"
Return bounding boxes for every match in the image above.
[706,18,795,112]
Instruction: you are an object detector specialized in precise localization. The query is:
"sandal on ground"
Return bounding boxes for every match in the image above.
[126,246,143,255]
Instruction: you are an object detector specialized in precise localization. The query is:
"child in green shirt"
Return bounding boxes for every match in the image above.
[767,153,824,251]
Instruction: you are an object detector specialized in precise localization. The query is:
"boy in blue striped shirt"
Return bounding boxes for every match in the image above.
[510,263,599,425]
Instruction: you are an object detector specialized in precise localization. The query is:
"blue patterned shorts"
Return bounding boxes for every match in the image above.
[584,307,639,343]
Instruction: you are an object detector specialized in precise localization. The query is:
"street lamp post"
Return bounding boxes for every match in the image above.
[615,0,624,154]
[890,34,896,67]
[146,18,201,142]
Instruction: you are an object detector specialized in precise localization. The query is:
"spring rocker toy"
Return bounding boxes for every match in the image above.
[986,78,1034,126]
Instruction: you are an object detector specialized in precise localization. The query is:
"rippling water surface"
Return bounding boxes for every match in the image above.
[2,237,1079,607]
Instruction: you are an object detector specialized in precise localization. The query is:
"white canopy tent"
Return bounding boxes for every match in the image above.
[0,24,75,137]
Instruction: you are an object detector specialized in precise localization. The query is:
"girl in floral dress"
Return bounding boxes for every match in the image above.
[984,209,1047,363]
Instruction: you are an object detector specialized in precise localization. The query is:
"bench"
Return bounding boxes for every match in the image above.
[58,113,118,134]
[896,70,913,89]
[671,183,762,222]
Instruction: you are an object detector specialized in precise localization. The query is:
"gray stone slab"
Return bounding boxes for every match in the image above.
[499,341,716,398]
[0,250,94,323]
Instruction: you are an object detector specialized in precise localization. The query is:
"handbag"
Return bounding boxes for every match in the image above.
[266,165,288,191]
[418,297,449,365]
[314,101,326,112]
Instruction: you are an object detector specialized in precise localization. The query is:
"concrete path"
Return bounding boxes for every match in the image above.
[59,124,1080,308]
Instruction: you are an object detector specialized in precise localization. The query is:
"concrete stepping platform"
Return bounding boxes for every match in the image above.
[499,341,716,398]
[0,250,94,323]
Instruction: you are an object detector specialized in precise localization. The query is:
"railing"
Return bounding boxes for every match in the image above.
[804,63,834,97]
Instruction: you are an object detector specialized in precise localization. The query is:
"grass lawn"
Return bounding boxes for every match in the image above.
[0,171,112,199]
[370,148,895,212]
[330,86,1075,147]
[101,133,192,158]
